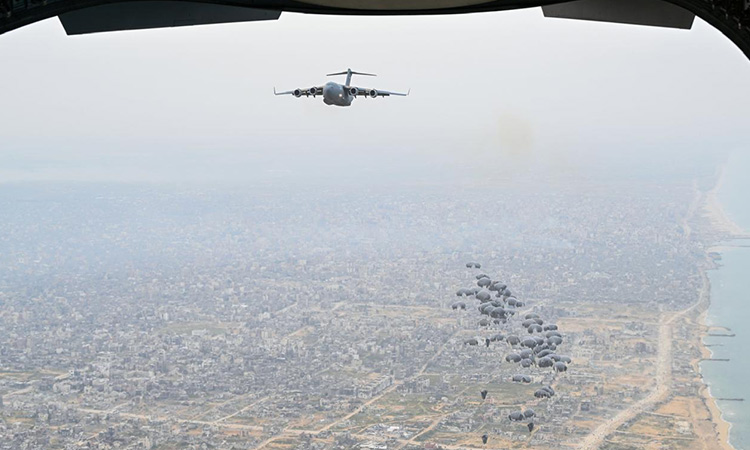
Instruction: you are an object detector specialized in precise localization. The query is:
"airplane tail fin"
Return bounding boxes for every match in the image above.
[327,68,376,86]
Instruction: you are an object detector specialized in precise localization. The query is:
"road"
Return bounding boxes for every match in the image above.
[254,328,462,449]
[76,407,264,432]
[577,273,708,450]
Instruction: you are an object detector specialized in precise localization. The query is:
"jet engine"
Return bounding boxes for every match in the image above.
[293,89,302,98]
[349,87,358,96]
[368,89,377,98]
[309,87,318,96]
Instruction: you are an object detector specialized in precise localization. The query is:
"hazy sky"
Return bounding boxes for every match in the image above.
[0,9,749,184]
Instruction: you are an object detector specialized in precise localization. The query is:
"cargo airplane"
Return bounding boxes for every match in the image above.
[274,68,409,107]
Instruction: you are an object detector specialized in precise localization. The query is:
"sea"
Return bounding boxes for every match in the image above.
[701,151,750,450]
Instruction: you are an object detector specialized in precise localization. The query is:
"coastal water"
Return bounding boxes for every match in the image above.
[701,151,750,450]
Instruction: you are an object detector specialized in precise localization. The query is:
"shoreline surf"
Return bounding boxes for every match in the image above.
[700,160,748,450]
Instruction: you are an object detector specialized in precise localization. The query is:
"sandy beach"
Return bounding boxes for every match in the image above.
[698,163,746,450]
[703,163,746,237]
[697,308,735,450]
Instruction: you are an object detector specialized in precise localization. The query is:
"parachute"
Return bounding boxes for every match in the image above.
[505,353,522,363]
[538,357,554,368]
[528,324,543,333]
[476,290,492,302]
[449,262,569,436]
[534,388,553,398]
[477,277,492,288]
[537,349,554,358]
[490,333,504,342]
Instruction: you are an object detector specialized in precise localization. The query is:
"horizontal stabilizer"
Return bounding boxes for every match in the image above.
[327,70,376,77]
[542,0,694,29]
[59,1,281,35]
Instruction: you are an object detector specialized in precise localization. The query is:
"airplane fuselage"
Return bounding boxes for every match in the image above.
[323,81,353,107]
[276,68,403,105]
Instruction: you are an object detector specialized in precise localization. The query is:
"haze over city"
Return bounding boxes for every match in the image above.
[1,11,749,185]
[1,6,750,450]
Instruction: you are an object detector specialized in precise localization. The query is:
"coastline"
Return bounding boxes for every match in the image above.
[704,163,745,237]
[698,307,734,450]
[699,162,746,450]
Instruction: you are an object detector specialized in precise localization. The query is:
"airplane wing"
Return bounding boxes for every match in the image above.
[354,87,410,97]
[274,87,325,97]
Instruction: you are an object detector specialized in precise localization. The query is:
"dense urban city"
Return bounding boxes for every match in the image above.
[0,169,732,449]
